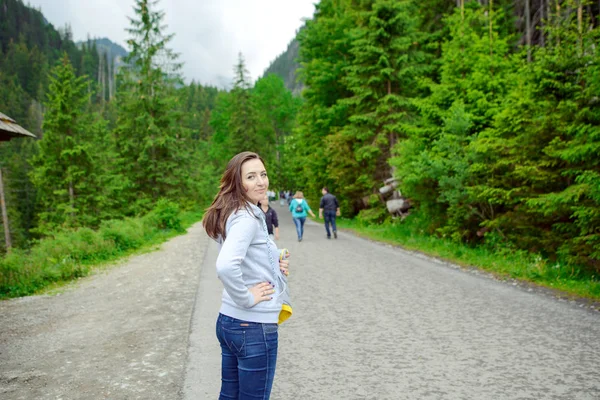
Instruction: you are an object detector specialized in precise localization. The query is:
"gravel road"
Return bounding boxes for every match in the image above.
[0,224,208,400]
[2,205,600,400]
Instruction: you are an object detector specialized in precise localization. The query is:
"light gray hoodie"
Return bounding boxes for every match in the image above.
[216,202,286,324]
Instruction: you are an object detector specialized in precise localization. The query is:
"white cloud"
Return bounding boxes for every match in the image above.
[27,0,315,88]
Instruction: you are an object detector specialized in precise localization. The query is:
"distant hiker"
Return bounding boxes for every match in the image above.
[279,190,286,207]
[260,194,280,241]
[319,186,340,239]
[289,191,316,242]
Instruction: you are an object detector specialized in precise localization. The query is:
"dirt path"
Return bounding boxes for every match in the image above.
[0,223,208,400]
[187,205,600,400]
[2,205,600,400]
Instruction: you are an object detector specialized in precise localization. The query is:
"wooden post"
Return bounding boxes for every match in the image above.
[0,168,12,253]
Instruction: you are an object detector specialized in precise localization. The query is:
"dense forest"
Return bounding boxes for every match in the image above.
[287,0,600,276]
[1,0,599,296]
[0,0,297,256]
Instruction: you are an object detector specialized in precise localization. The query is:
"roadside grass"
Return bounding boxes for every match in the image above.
[335,215,600,302]
[0,200,205,299]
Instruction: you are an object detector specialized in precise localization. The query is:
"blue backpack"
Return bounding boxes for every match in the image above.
[295,201,304,213]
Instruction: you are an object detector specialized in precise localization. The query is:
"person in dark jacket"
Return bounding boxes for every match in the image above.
[319,187,340,239]
[260,194,280,240]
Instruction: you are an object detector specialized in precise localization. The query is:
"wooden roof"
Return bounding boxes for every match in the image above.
[0,112,37,141]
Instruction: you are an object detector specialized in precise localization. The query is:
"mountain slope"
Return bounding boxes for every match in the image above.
[262,38,303,95]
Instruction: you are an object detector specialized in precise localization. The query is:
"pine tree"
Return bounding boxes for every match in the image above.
[113,0,191,212]
[292,0,355,207]
[482,3,600,271]
[337,0,429,212]
[391,3,514,239]
[253,74,300,187]
[229,53,262,154]
[29,53,95,233]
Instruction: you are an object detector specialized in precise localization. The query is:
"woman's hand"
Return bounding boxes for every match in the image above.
[249,282,275,305]
[279,259,289,276]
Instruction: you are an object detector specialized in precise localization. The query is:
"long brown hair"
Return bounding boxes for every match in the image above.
[202,151,266,240]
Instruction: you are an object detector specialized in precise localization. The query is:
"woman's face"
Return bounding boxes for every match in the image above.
[241,158,268,205]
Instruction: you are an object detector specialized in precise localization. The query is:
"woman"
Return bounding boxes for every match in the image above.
[203,151,290,400]
[289,191,316,242]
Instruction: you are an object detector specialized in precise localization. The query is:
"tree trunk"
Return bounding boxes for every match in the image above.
[108,51,113,100]
[556,0,561,46]
[101,53,106,104]
[0,168,12,253]
[547,0,552,46]
[526,0,532,62]
[489,0,494,60]
[540,0,546,47]
[69,180,75,221]
[98,52,103,100]
[578,0,583,53]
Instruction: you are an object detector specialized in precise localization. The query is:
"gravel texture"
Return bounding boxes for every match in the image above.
[186,206,600,400]
[0,223,208,400]
[2,207,600,400]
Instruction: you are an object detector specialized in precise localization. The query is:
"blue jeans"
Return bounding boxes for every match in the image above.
[292,217,306,239]
[324,210,337,237]
[216,313,278,400]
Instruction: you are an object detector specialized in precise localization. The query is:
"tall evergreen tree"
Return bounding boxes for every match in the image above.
[293,0,355,207]
[209,54,263,167]
[391,3,514,238]
[338,0,429,211]
[253,74,300,187]
[229,53,262,154]
[29,54,95,233]
[471,3,600,271]
[113,0,191,212]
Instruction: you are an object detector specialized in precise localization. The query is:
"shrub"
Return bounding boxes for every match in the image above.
[143,199,183,232]
[99,218,145,252]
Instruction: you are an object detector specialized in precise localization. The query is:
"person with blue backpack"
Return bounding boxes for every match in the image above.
[289,191,316,242]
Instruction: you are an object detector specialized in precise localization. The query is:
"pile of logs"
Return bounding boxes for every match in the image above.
[378,177,411,219]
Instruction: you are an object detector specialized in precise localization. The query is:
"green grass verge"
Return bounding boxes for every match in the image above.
[0,200,205,299]
[335,216,600,302]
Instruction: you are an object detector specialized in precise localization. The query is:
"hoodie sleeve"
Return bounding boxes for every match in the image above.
[215,213,257,308]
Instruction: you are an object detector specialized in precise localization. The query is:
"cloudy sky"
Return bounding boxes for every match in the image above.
[28,0,316,88]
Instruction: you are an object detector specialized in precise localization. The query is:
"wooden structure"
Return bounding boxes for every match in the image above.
[0,112,37,141]
[379,177,411,219]
[0,112,37,253]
